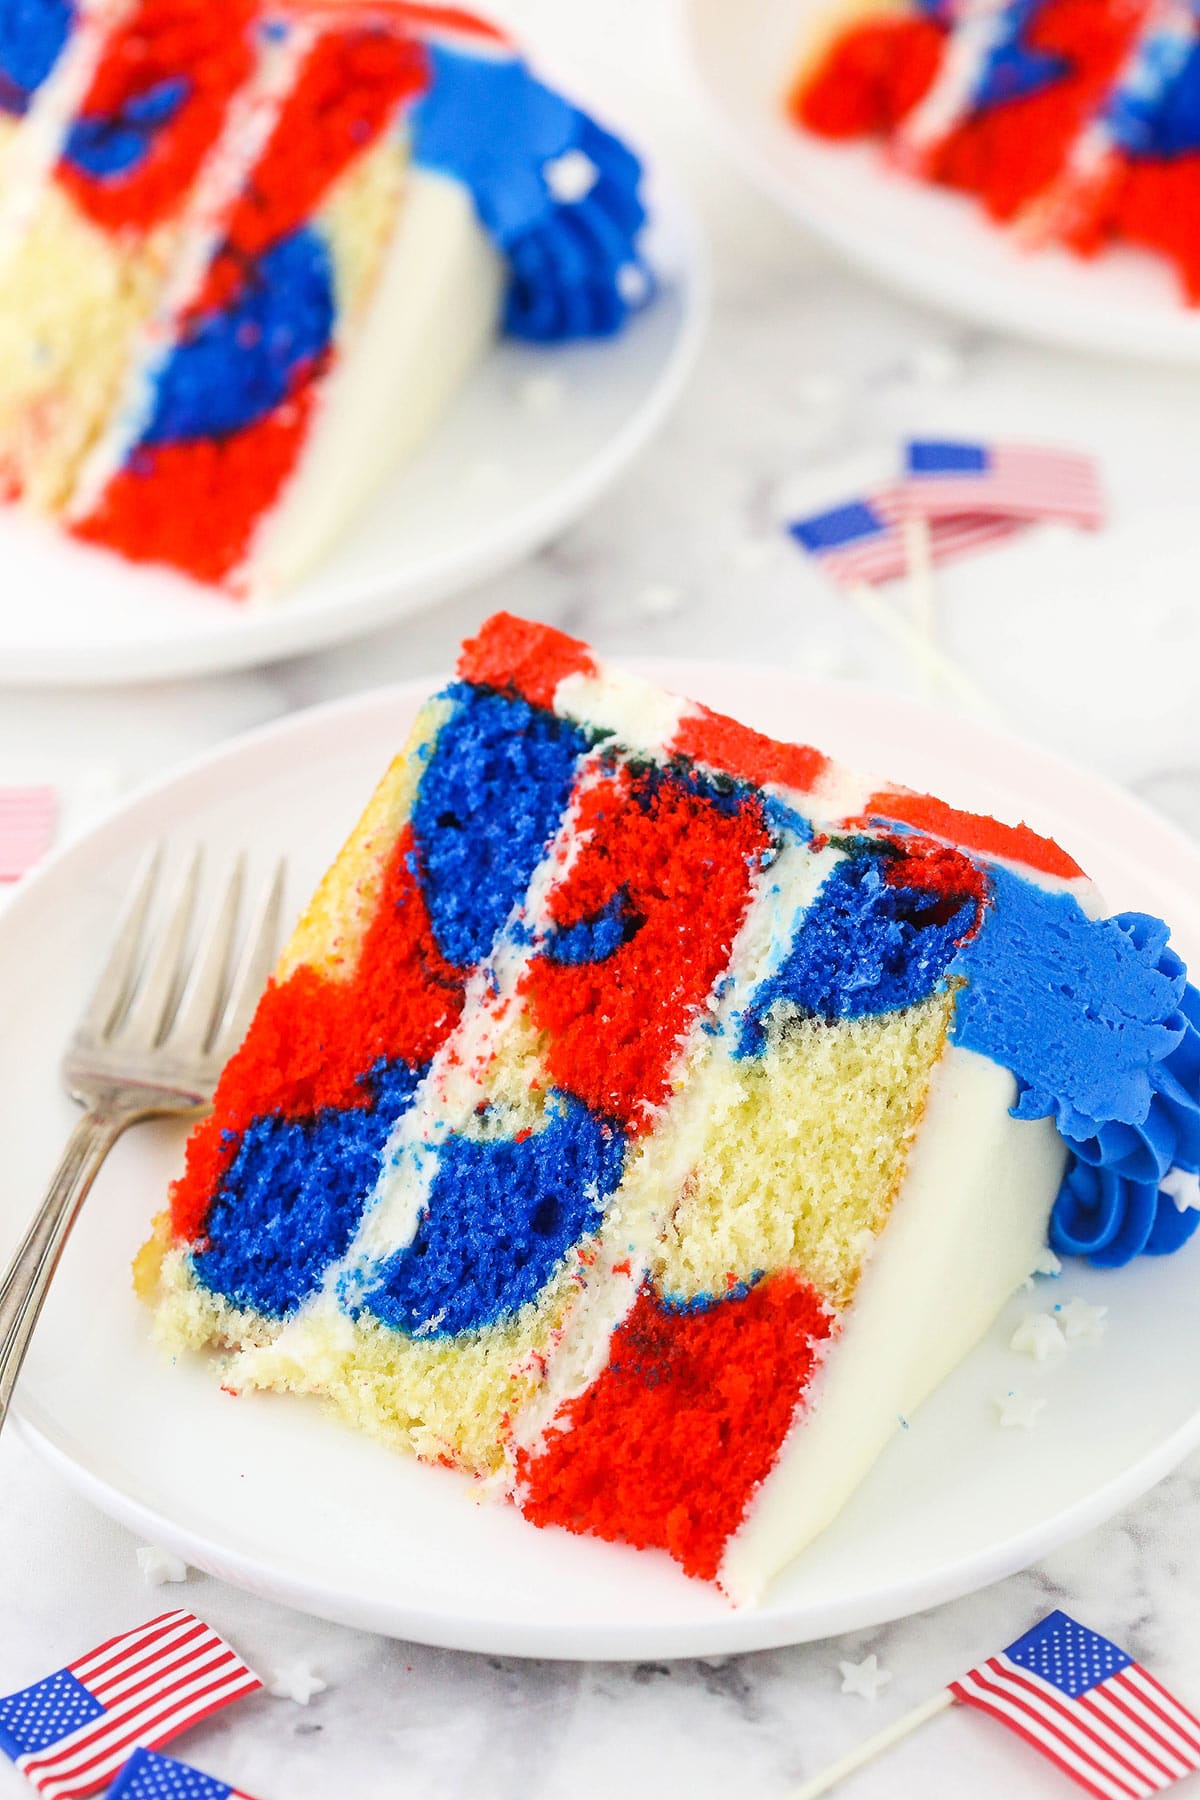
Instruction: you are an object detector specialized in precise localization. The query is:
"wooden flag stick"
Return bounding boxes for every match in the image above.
[791,1689,956,1799]
[846,582,1004,725]
[902,513,938,683]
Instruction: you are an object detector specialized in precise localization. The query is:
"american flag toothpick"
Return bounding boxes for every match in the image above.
[901,439,1106,529]
[788,486,1020,590]
[107,1746,261,1799]
[793,1611,1200,1800]
[787,488,1009,721]
[0,1611,261,1799]
[0,785,57,882]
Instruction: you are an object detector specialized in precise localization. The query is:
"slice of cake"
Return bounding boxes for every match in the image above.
[136,613,1200,1603]
[789,0,1200,297]
[0,2,650,593]
[1047,2,1200,302]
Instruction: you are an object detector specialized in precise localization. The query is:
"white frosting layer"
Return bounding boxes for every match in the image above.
[718,1043,1067,1605]
[244,167,503,599]
[899,0,1012,157]
[554,669,693,761]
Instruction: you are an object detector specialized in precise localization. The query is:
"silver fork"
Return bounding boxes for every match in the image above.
[0,847,285,1435]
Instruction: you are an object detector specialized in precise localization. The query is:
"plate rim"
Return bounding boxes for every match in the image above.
[10,661,1200,1658]
[680,0,1200,366]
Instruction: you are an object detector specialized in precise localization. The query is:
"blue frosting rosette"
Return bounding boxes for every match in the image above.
[1050,924,1200,1266]
[948,882,1200,1270]
[411,45,651,342]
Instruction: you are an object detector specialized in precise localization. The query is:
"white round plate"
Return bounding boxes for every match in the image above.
[0,179,702,689]
[6,661,1200,1658]
[684,0,1200,364]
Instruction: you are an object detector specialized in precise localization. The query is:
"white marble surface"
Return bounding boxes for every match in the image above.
[4,2,1200,1796]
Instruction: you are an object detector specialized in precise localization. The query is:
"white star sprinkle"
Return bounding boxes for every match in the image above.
[135,1545,188,1585]
[838,1654,892,1701]
[1160,1167,1200,1213]
[267,1661,327,1706]
[1010,1312,1067,1361]
[1021,1247,1064,1291]
[1056,1296,1108,1346]
[616,261,651,306]
[517,374,566,418]
[996,1390,1047,1430]
[637,582,684,619]
[543,148,599,203]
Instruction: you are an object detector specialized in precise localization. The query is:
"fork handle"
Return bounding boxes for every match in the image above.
[0,1110,124,1434]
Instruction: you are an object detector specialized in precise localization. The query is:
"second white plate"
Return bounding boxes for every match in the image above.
[0,172,702,689]
[6,662,1200,1657]
[685,0,1200,364]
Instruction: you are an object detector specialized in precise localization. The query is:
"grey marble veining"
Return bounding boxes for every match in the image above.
[3,1,1200,1795]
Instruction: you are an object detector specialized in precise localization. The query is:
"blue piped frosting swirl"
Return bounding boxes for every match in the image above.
[411,44,650,342]
[948,880,1200,1268]
[1050,944,1200,1267]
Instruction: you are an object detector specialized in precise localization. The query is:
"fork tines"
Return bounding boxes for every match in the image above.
[79,847,285,1066]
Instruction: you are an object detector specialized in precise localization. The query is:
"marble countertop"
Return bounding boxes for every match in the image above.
[4,2,1200,1796]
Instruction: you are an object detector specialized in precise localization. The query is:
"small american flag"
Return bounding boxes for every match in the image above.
[951,1610,1200,1799]
[0,784,57,882]
[0,1611,261,1800]
[903,439,1106,529]
[107,1747,259,1800]
[789,485,1020,588]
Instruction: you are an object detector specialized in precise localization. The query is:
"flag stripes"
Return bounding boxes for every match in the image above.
[0,784,56,882]
[903,440,1106,528]
[952,1650,1200,1800]
[4,1612,260,1800]
[789,486,1019,589]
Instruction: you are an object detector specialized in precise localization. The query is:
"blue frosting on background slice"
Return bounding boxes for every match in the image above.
[411,44,649,341]
[363,1094,625,1337]
[0,0,73,116]
[412,682,588,969]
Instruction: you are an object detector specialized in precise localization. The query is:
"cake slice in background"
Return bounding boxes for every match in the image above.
[1044,0,1200,300]
[788,0,1200,297]
[136,614,1200,1604]
[0,3,652,594]
[0,0,262,511]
